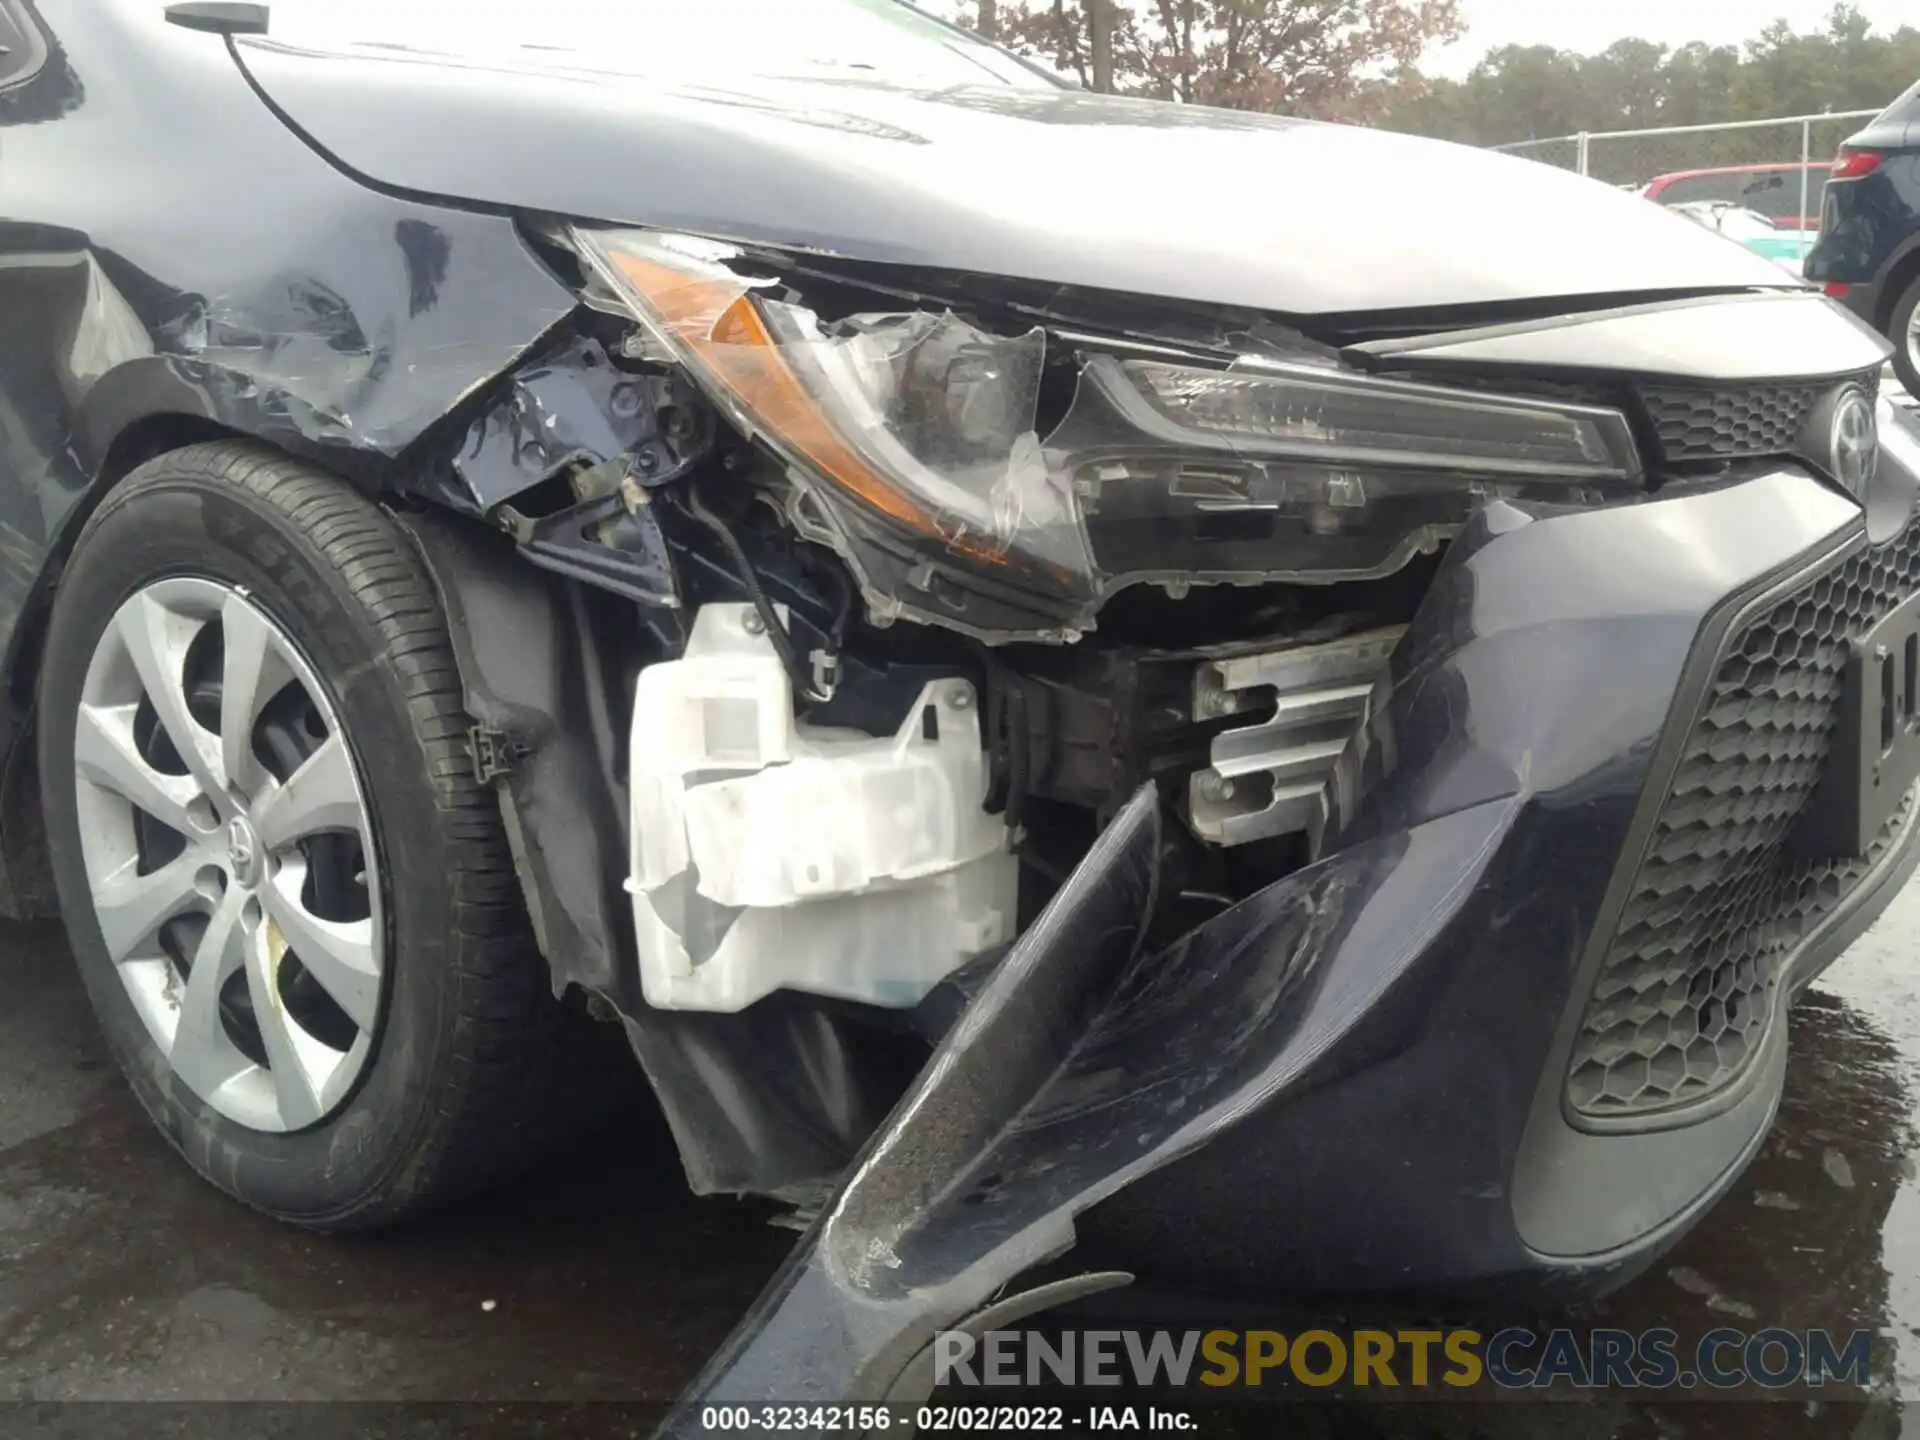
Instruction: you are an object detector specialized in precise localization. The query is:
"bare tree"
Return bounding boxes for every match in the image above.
[977,0,999,40]
[1088,0,1116,91]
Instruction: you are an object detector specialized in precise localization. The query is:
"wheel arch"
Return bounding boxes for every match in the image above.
[18,306,550,728]
[1873,235,1920,333]
[10,412,268,724]
[73,354,417,500]
[0,418,262,916]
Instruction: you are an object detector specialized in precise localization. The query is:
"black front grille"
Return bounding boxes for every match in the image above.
[1567,526,1920,1123]
[1638,382,1824,463]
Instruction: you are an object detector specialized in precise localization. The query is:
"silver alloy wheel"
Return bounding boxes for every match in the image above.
[1909,300,1920,372]
[73,577,384,1133]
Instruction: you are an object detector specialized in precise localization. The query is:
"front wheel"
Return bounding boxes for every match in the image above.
[40,442,572,1228]
[1891,272,1920,402]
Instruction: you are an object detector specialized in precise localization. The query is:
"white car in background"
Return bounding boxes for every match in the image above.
[1668,199,1812,272]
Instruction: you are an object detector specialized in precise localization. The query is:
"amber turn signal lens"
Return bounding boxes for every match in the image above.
[605,250,936,535]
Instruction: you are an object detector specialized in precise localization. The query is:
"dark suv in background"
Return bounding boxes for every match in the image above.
[1808,79,1920,397]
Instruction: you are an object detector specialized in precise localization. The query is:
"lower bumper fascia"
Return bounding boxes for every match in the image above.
[1509,779,1920,1271]
[665,771,1920,1428]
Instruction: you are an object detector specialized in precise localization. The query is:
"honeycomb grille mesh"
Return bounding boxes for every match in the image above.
[1637,382,1824,463]
[1567,526,1920,1122]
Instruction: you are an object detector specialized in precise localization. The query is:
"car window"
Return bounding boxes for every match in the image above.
[1657,175,1743,204]
[1737,170,1826,220]
[0,0,48,89]
[261,0,1054,89]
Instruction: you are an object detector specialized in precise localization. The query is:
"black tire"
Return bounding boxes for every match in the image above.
[39,441,571,1229]
[1893,273,1920,403]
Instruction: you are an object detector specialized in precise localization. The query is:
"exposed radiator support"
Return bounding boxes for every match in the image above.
[1187,626,1406,847]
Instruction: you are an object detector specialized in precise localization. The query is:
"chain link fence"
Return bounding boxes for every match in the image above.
[1492,111,1915,408]
[1495,112,1881,228]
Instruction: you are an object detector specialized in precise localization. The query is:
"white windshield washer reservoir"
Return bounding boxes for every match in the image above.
[626,603,1018,1011]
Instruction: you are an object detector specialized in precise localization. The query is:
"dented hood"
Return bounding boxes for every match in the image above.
[231,37,1795,318]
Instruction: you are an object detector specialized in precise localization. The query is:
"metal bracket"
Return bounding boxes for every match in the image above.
[1188,625,1405,847]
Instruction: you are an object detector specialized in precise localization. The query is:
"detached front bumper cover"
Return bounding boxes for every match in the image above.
[664,784,1520,1424]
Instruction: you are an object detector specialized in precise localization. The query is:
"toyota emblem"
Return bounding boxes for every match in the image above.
[1831,386,1879,499]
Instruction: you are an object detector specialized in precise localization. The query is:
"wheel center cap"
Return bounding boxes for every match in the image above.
[226,815,263,889]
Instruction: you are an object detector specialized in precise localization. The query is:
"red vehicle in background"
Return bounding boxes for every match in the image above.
[1643,161,1831,230]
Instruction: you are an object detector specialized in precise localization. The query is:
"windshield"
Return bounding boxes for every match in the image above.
[261,0,1053,89]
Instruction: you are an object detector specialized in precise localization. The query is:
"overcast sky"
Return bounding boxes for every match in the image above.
[1428,0,1919,76]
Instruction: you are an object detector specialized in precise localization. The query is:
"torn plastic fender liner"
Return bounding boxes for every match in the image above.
[393,512,631,991]
[663,783,1523,1422]
[397,510,932,1201]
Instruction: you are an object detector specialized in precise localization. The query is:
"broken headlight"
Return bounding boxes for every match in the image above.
[574,228,1644,642]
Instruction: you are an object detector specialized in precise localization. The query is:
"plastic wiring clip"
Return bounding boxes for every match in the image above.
[466,725,532,785]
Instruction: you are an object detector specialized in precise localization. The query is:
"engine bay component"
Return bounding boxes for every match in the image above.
[1189,625,1405,847]
[627,604,1018,1012]
[451,335,694,512]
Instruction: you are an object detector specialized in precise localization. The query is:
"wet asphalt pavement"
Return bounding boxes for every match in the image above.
[2,873,1917,1438]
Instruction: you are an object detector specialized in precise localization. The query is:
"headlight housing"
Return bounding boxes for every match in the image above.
[574,227,1644,642]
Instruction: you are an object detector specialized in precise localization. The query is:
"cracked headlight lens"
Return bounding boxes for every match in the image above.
[573,227,1644,643]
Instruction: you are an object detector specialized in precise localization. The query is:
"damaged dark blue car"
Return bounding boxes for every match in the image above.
[0,0,1915,1418]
